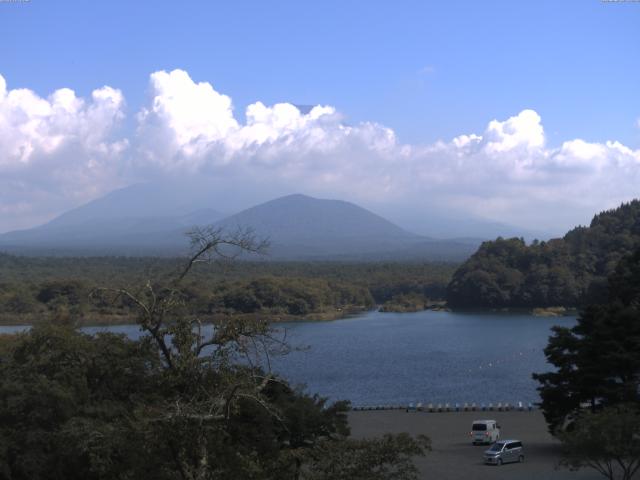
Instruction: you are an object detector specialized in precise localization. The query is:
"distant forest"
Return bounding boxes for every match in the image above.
[447,200,640,308]
[0,255,456,325]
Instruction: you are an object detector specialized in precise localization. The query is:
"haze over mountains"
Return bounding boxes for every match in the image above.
[0,182,549,260]
[215,194,480,260]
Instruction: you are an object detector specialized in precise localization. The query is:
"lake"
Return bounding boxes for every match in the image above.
[0,310,574,406]
[270,310,574,406]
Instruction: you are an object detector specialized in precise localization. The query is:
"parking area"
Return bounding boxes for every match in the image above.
[348,410,602,480]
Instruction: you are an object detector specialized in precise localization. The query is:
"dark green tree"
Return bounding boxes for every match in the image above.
[558,405,640,480]
[534,248,640,433]
[447,200,640,309]
[299,433,431,480]
[0,227,430,480]
[0,324,159,480]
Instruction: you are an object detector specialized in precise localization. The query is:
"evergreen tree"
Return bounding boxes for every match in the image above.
[533,248,640,433]
[447,200,640,309]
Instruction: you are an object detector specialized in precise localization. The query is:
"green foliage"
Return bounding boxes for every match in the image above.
[300,433,431,480]
[533,248,640,433]
[378,292,431,313]
[0,324,159,479]
[558,405,640,480]
[0,232,431,479]
[447,200,640,308]
[0,256,457,324]
[0,312,429,480]
[213,277,374,316]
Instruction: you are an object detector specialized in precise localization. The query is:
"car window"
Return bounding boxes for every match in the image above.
[472,424,487,431]
[513,442,522,448]
[489,442,504,452]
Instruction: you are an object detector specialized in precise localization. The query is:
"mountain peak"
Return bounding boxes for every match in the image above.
[213,193,422,258]
[271,193,316,202]
[0,187,477,260]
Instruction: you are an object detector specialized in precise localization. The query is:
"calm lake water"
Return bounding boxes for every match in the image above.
[270,310,575,406]
[1,310,574,406]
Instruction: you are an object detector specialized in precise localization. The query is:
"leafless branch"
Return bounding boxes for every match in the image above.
[177,225,269,284]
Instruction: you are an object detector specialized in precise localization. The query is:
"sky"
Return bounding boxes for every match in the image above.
[0,0,639,235]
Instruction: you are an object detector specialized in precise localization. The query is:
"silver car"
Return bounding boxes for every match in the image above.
[483,440,524,465]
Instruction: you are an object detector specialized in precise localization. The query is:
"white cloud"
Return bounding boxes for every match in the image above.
[0,74,127,231]
[136,69,384,172]
[1,68,640,236]
[0,79,126,167]
[136,69,237,166]
[133,72,640,232]
[483,109,545,153]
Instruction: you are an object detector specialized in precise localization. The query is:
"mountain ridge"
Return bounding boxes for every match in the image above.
[0,188,479,260]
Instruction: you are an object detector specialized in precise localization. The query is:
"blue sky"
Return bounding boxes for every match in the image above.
[3,0,638,146]
[0,0,639,234]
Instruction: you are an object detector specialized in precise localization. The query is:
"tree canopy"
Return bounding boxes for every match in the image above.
[558,404,640,480]
[0,253,456,326]
[533,247,640,433]
[0,228,430,479]
[447,200,640,308]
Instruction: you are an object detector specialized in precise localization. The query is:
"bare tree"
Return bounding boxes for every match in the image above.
[92,226,289,479]
[89,227,430,480]
[95,226,269,365]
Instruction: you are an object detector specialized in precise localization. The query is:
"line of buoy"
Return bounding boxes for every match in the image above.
[351,401,535,412]
[466,348,539,373]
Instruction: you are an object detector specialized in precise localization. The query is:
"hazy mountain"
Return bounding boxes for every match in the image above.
[384,210,556,242]
[0,183,225,255]
[213,194,477,260]
[215,194,415,254]
[0,209,224,255]
[0,188,478,260]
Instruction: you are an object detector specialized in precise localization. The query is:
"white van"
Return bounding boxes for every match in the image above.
[470,420,500,445]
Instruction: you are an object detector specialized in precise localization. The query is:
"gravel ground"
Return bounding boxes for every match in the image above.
[348,410,602,480]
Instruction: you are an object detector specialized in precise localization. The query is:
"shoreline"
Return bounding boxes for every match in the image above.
[0,304,578,328]
[0,307,375,328]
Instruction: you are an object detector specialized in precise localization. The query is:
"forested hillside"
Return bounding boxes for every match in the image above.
[446,200,640,308]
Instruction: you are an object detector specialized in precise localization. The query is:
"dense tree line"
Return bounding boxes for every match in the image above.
[0,324,430,480]
[0,255,456,325]
[534,247,640,432]
[0,229,430,479]
[447,200,640,308]
[210,277,374,316]
[533,247,640,479]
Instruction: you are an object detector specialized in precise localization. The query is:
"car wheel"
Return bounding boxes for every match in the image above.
[497,458,503,466]
[519,455,524,463]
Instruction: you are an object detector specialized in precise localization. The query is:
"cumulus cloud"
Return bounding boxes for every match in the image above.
[1,68,639,235]
[0,73,127,231]
[135,69,397,177]
[132,72,640,233]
